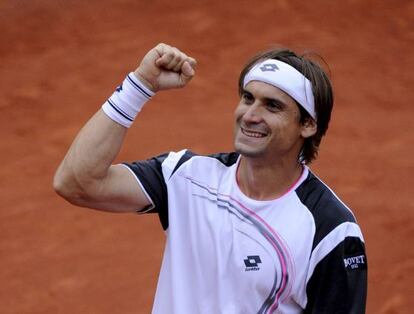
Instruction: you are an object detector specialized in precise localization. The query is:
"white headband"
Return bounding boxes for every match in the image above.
[243,59,316,120]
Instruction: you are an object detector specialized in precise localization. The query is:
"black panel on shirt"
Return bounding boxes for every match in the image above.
[304,237,367,314]
[126,151,239,230]
[170,151,239,178]
[123,153,169,230]
[208,152,240,167]
[295,172,357,250]
[170,150,197,178]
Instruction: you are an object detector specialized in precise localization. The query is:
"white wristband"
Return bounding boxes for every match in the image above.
[102,72,155,128]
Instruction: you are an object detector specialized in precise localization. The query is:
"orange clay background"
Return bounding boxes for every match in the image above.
[1,1,413,313]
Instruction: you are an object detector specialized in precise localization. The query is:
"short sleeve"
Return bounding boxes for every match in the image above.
[304,234,367,314]
[123,153,169,229]
[122,149,191,230]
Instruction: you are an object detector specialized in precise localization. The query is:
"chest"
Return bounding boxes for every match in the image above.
[166,173,315,304]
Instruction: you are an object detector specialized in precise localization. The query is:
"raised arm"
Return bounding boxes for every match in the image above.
[53,43,196,212]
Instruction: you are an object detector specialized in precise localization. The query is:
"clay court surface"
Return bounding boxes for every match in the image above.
[1,1,413,313]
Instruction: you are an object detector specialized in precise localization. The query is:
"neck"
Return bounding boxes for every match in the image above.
[236,156,303,201]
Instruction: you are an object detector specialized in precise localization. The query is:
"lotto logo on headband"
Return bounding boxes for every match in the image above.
[260,63,279,72]
[244,59,316,121]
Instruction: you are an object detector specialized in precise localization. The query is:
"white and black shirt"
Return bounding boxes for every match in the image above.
[124,150,367,314]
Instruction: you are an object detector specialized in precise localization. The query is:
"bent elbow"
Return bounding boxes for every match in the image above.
[53,168,87,205]
[53,172,69,199]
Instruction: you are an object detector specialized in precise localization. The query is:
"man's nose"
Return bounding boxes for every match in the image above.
[243,102,263,123]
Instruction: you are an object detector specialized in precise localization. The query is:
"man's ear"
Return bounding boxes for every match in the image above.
[301,118,317,139]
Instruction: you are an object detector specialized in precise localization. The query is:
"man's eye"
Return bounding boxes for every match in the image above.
[242,92,253,103]
[266,101,283,111]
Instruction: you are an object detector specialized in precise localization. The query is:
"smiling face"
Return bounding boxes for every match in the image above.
[234,81,316,163]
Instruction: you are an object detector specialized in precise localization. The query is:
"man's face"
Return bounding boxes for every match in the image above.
[234,81,314,162]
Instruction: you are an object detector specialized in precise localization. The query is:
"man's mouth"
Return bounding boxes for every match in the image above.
[241,127,267,138]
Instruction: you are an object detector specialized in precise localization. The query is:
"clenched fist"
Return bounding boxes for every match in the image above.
[134,43,197,92]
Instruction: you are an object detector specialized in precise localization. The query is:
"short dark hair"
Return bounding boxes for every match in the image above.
[238,47,334,164]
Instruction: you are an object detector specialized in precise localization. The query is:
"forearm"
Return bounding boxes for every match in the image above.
[54,43,196,209]
[54,69,155,203]
[54,109,127,200]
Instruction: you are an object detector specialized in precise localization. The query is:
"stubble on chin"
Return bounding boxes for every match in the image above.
[234,125,267,158]
[234,141,265,158]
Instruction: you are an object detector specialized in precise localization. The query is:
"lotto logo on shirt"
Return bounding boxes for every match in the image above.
[244,255,262,271]
[343,254,366,270]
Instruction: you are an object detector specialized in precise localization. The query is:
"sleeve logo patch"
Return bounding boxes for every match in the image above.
[343,254,366,270]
